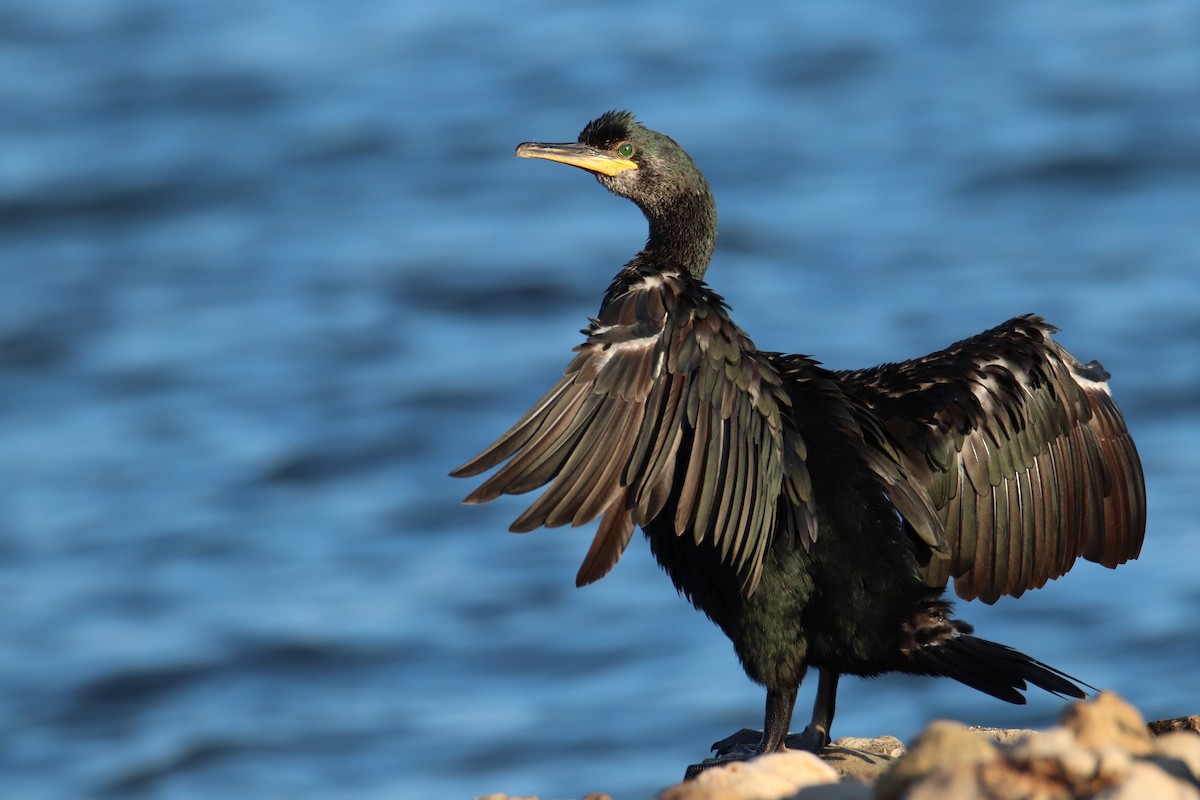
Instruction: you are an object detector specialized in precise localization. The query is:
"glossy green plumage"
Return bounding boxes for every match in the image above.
[453,111,1145,761]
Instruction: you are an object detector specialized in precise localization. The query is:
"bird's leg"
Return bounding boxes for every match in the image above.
[706,683,800,758]
[784,668,837,751]
[708,673,834,758]
[758,684,799,753]
[687,683,801,778]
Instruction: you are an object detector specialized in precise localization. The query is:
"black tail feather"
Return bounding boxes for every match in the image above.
[907,634,1091,704]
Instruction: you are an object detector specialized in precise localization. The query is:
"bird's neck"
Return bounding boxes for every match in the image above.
[637,188,717,280]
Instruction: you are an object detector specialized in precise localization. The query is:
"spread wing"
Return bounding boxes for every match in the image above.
[841,315,1145,603]
[451,269,815,594]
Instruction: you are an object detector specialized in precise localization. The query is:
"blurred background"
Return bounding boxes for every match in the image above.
[1,1,1198,797]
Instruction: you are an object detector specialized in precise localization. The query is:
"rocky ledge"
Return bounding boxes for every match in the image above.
[478,692,1200,800]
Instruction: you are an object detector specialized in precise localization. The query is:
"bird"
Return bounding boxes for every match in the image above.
[451,110,1146,766]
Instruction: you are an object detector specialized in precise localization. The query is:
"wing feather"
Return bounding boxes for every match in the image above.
[463,383,592,504]
[451,379,576,479]
[841,315,1145,603]
[453,268,809,594]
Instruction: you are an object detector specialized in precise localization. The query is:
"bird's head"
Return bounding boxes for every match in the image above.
[515,111,716,276]
[517,111,709,212]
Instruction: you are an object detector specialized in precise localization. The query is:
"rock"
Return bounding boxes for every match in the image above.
[478,693,1200,800]
[1151,731,1200,785]
[875,721,998,800]
[1152,717,1200,736]
[821,735,905,783]
[658,750,838,800]
[830,735,906,759]
[1093,745,1136,785]
[474,795,611,800]
[1060,692,1153,756]
[793,779,875,798]
[872,694,1199,800]
[1009,727,1098,778]
[970,727,1038,747]
[1092,761,1200,800]
[888,730,1091,800]
[1007,726,1129,797]
[900,763,993,800]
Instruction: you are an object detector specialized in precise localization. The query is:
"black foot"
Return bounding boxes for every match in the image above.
[787,724,831,752]
[683,729,759,779]
[710,725,830,756]
[684,725,832,780]
[710,728,763,756]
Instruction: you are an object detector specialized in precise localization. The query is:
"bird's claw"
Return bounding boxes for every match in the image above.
[709,727,763,756]
[686,724,831,780]
[785,724,831,752]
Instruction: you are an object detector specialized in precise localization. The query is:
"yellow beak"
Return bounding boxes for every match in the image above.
[515,141,638,177]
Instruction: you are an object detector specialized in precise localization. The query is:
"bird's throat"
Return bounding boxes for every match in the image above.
[641,188,717,280]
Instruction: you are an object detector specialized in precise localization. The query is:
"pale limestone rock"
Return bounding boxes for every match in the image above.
[1008,727,1121,796]
[1093,761,1200,800]
[970,727,1038,747]
[829,736,906,759]
[981,759,1077,800]
[875,721,998,800]
[821,735,905,783]
[1152,731,1200,783]
[870,694,1199,800]
[1093,745,1135,783]
[474,794,610,800]
[901,763,991,800]
[786,780,873,798]
[658,750,838,800]
[479,695,1200,800]
[1060,692,1152,756]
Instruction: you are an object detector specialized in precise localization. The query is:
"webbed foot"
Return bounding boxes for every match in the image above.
[683,724,831,779]
[786,723,831,752]
[710,727,763,756]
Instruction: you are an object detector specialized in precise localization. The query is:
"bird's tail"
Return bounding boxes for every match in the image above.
[905,633,1090,703]
[897,599,1089,703]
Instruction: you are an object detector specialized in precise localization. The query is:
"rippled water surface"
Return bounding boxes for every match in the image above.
[2,2,1198,798]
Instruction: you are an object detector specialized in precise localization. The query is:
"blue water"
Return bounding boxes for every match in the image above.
[2,1,1198,798]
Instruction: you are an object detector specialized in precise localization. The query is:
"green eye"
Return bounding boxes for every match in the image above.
[617,143,634,158]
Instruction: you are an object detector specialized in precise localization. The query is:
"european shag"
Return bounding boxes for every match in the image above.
[452,111,1146,765]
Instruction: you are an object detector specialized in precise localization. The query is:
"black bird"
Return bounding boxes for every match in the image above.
[451,111,1146,763]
